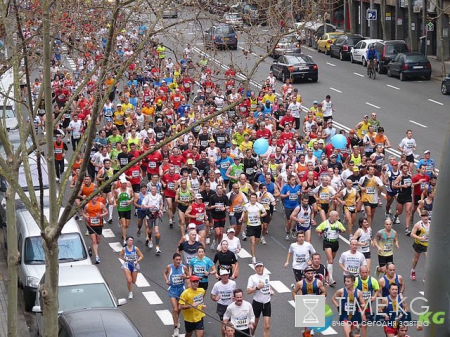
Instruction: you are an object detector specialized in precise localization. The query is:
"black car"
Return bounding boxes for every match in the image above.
[374,40,409,74]
[58,308,143,337]
[387,52,432,81]
[329,34,365,61]
[270,54,318,83]
[442,74,450,95]
[204,24,238,50]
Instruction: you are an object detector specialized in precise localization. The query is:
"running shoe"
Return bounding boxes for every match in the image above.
[205,237,210,245]
[107,218,113,224]
[128,292,133,300]
[210,239,216,250]
[156,246,161,255]
[242,231,247,241]
[261,236,266,245]
[169,219,173,228]
[394,216,400,224]
[252,256,256,264]
[410,270,416,281]
[173,327,179,337]
[405,228,411,236]
[291,230,297,240]
[85,230,89,236]
[95,256,100,264]
[290,283,295,290]
[148,240,153,249]
[285,234,290,241]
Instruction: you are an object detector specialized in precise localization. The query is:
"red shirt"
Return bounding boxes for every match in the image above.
[300,171,319,183]
[189,202,206,226]
[279,115,295,128]
[162,173,181,198]
[182,77,194,92]
[146,151,163,175]
[412,173,430,196]
[279,131,294,145]
[126,165,141,185]
[256,129,272,140]
[169,155,185,171]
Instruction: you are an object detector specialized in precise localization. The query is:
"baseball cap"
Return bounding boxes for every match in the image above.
[219,269,230,276]
[353,167,360,172]
[105,117,112,122]
[231,140,238,145]
[234,156,241,160]
[188,223,196,229]
[227,227,235,233]
[220,148,227,153]
[214,169,221,174]
[318,139,325,144]
[313,100,318,104]
[266,100,271,103]
[195,193,203,199]
[144,138,150,144]
[190,275,201,281]
[157,118,162,122]
[269,154,275,158]
[304,266,315,273]
[187,158,194,165]
[119,175,127,183]
[424,150,430,154]
[117,103,122,107]
[254,261,264,267]
[330,154,336,158]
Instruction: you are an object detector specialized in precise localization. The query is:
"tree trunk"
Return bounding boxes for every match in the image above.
[41,235,59,337]
[348,0,356,34]
[380,0,387,40]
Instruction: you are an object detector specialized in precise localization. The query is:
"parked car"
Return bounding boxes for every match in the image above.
[231,2,263,25]
[317,32,344,55]
[0,69,19,130]
[294,22,336,48]
[350,39,382,65]
[223,12,244,29]
[442,74,450,95]
[330,34,365,61]
[387,52,432,81]
[33,265,127,335]
[204,24,238,50]
[58,308,143,337]
[267,34,301,59]
[208,0,230,14]
[162,8,178,18]
[374,40,409,74]
[270,54,318,83]
[9,207,91,311]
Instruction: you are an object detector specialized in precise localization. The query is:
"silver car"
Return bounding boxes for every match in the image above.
[267,34,301,59]
[162,8,178,18]
[223,12,244,29]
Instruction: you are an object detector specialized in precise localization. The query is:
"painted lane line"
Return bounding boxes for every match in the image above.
[339,235,350,245]
[270,280,292,293]
[326,62,336,67]
[155,310,175,325]
[428,98,444,106]
[248,264,271,274]
[365,102,380,109]
[143,291,163,305]
[102,228,115,238]
[136,273,151,287]
[330,87,342,93]
[409,120,427,128]
[321,327,339,335]
[353,72,364,77]
[387,84,400,90]
[288,300,295,308]
[419,291,424,296]
[237,248,252,259]
[109,242,123,253]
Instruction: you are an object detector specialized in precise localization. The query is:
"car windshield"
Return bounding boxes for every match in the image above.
[59,283,115,311]
[216,26,234,34]
[405,54,428,62]
[24,233,87,264]
[280,35,298,43]
[346,38,361,44]
[328,33,342,39]
[287,55,312,65]
[0,107,15,118]
[18,160,49,190]
[386,44,408,54]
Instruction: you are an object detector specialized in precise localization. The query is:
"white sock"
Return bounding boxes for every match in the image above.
[108,205,113,219]
[327,263,334,282]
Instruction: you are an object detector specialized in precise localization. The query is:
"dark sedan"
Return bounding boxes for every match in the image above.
[270,54,318,83]
[387,52,432,81]
[442,74,450,95]
[330,34,365,61]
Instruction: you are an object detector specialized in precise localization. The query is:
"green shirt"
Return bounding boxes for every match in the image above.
[316,220,346,240]
[117,190,132,212]
[108,134,123,145]
[229,163,244,183]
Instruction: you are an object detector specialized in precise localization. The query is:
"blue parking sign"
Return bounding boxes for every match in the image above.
[367,9,377,20]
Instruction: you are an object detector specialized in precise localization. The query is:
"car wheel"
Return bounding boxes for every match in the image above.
[442,83,449,95]
[329,49,334,58]
[350,54,355,63]
[339,51,344,61]
[425,74,431,80]
[387,68,392,77]
[400,72,406,81]
[23,290,35,312]
[312,76,318,83]
[232,44,238,50]
[362,57,367,67]
[281,72,286,83]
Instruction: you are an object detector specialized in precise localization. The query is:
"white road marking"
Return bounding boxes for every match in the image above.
[288,300,295,308]
[109,242,124,253]
[237,248,252,258]
[330,87,342,93]
[419,291,424,295]
[409,120,428,128]
[321,327,339,335]
[365,102,380,109]
[387,84,400,90]
[102,228,115,238]
[339,235,350,245]
[143,291,163,305]
[155,310,175,325]
[270,280,291,293]
[248,264,271,274]
[428,98,444,105]
[326,62,336,67]
[136,273,151,287]
[353,72,364,77]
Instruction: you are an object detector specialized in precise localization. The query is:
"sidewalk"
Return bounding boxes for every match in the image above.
[427,55,450,79]
[0,238,31,337]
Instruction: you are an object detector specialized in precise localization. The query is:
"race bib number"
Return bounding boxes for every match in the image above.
[149,162,157,168]
[249,215,259,225]
[55,148,62,154]
[194,265,206,274]
[348,266,359,274]
[367,187,375,195]
[215,203,224,211]
[90,217,100,225]
[180,195,190,202]
[246,168,254,175]
[295,254,306,264]
[196,213,205,221]
[319,192,330,201]
[289,194,298,201]
[168,182,175,190]
[132,170,140,178]
[120,158,128,166]
[171,274,184,286]
[120,200,129,208]
[384,243,393,252]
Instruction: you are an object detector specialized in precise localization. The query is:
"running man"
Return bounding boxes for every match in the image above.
[410,211,430,281]
[82,194,108,264]
[114,176,134,246]
[141,185,164,254]
[241,193,267,264]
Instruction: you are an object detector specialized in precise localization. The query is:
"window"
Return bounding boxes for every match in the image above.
[59,283,115,311]
[405,54,428,62]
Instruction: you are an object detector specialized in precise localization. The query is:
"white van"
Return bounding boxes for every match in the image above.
[15,208,92,311]
[0,69,19,130]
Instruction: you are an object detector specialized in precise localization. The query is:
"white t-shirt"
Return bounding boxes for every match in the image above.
[217,236,241,258]
[244,202,266,227]
[141,193,162,211]
[211,279,236,306]
[69,120,83,139]
[247,273,271,304]
[339,251,367,276]
[289,242,316,270]
[398,137,416,156]
[223,300,255,331]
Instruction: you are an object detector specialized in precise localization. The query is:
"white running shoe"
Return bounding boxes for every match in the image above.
[261,236,266,245]
[128,292,133,300]
[148,240,154,249]
[156,246,161,255]
[173,327,180,337]
[252,256,256,264]
[206,237,210,245]
[210,239,216,250]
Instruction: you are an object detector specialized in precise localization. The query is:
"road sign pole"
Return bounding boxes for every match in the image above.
[369,0,375,38]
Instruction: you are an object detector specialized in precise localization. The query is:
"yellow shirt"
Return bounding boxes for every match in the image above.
[179,288,206,322]
[113,110,125,125]
[263,93,276,103]
[240,141,253,152]
[121,103,134,116]
[142,106,155,117]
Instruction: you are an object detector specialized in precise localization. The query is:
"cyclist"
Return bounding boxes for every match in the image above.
[365,45,379,73]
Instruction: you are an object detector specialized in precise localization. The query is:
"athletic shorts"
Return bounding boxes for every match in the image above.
[246,225,262,239]
[137,210,147,219]
[308,196,317,205]
[293,269,304,282]
[284,208,295,219]
[213,218,226,228]
[318,203,330,213]
[397,195,412,205]
[118,210,131,219]
[406,154,414,163]
[362,251,371,259]
[252,300,271,318]
[229,212,243,226]
[387,190,399,197]
[384,326,398,335]
[194,223,206,232]
[199,282,209,291]
[132,184,140,193]
[121,262,140,273]
[87,225,103,236]
[363,202,378,209]
[216,303,228,321]
[178,204,189,213]
[235,328,251,336]
[295,224,311,232]
[185,318,204,333]
[343,205,357,214]
[378,254,393,267]
[261,214,271,224]
[413,242,427,254]
[413,194,422,206]
[148,218,160,228]
[206,211,213,223]
[168,286,184,299]
[323,240,339,252]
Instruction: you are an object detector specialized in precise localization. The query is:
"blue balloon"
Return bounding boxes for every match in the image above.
[331,134,347,149]
[253,138,269,155]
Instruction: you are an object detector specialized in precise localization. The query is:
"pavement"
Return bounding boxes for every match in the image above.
[427,55,450,79]
[0,231,31,337]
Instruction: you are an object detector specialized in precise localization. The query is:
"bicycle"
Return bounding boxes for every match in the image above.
[367,60,376,79]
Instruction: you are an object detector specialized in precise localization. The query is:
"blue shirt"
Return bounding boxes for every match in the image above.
[416,159,436,177]
[216,157,234,180]
[281,184,301,209]
[189,257,214,283]
[366,48,379,61]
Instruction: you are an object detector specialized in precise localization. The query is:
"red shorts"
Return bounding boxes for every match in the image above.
[384,326,397,335]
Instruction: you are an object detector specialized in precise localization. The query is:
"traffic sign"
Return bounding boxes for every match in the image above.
[427,22,434,31]
[367,9,377,20]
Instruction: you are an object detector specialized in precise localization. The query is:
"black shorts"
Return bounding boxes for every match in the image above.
[293,269,304,282]
[216,303,228,321]
[319,203,330,213]
[213,218,226,228]
[262,214,271,224]
[87,225,103,235]
[246,226,262,239]
[413,195,422,206]
[62,118,71,128]
[308,196,317,205]
[132,184,140,193]
[406,154,415,163]
[284,208,295,219]
[397,194,412,205]
[206,211,213,223]
[185,318,204,333]
[378,255,393,267]
[323,240,339,252]
[178,204,189,213]
[199,282,209,291]
[118,210,131,219]
[362,251,371,259]
[252,300,271,318]
[363,202,378,209]
[137,210,147,219]
[343,205,357,214]
[413,242,427,254]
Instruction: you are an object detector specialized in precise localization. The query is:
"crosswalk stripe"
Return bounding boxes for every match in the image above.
[419,291,424,295]
[270,280,291,293]
[136,273,151,287]
[102,228,115,238]
[109,242,123,252]
[237,248,252,259]
[143,291,163,305]
[248,264,271,274]
[288,300,295,308]
[156,309,175,325]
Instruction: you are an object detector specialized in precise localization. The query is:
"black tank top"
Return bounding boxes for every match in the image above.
[399,174,412,197]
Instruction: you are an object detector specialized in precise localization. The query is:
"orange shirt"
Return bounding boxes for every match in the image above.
[80,183,96,197]
[85,201,103,226]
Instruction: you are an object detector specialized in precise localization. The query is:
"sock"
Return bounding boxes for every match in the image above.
[108,205,113,219]
[155,234,160,245]
[327,263,334,282]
